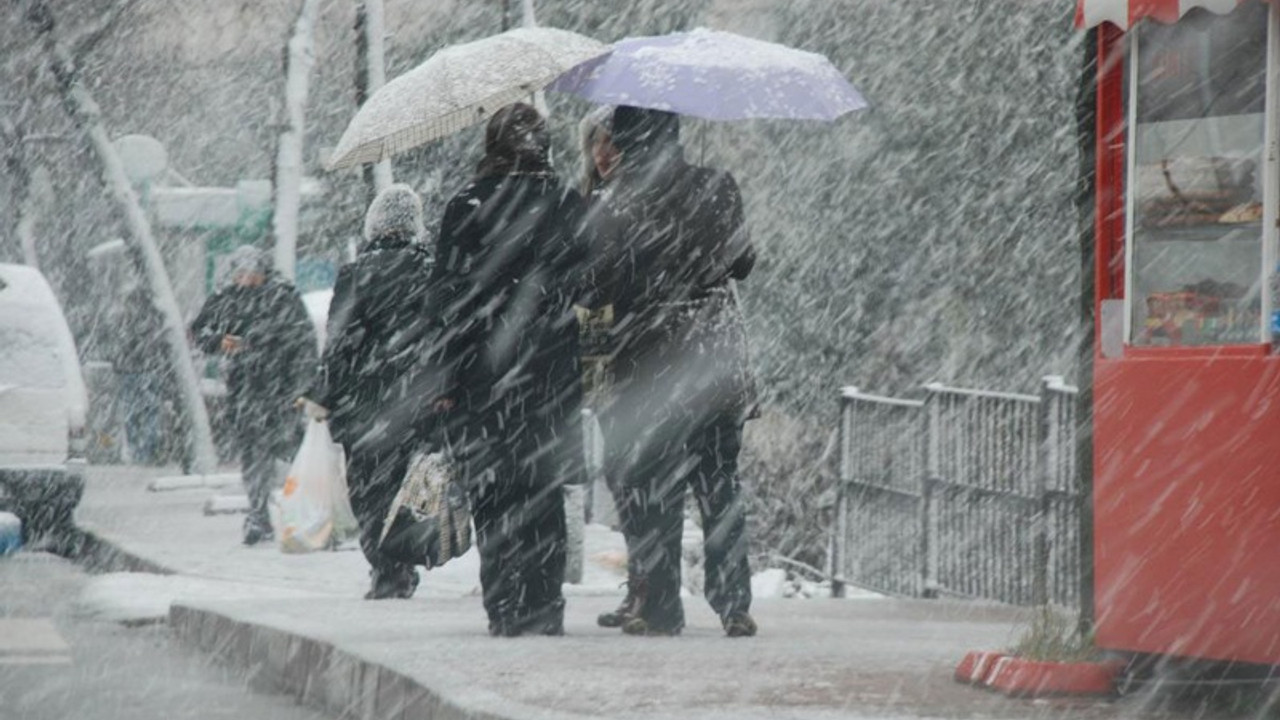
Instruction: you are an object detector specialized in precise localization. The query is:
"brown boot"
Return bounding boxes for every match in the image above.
[597,574,643,628]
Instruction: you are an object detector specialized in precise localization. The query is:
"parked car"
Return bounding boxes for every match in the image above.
[0,263,88,542]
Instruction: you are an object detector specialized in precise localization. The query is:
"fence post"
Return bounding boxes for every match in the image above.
[1033,378,1053,607]
[832,390,852,598]
[920,385,939,599]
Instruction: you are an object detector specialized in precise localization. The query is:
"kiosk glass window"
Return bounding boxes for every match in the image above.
[1128,4,1268,346]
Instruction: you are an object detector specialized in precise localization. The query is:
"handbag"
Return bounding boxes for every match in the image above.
[377,447,472,568]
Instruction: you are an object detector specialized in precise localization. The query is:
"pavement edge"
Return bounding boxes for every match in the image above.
[64,526,177,576]
[169,603,514,720]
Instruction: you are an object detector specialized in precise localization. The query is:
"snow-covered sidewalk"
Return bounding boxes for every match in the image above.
[70,465,1110,720]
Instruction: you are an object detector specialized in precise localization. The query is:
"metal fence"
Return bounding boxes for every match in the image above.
[833,377,1081,608]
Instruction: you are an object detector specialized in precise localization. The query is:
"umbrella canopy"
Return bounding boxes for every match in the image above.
[548,28,867,122]
[327,27,607,170]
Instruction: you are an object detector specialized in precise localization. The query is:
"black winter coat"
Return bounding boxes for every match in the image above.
[431,174,589,474]
[594,158,757,424]
[315,236,435,453]
[190,276,316,435]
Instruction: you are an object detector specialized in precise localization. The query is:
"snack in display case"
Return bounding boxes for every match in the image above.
[1142,280,1254,345]
[1218,201,1263,224]
[1137,156,1257,229]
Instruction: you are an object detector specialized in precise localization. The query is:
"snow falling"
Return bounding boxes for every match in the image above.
[3,0,1278,718]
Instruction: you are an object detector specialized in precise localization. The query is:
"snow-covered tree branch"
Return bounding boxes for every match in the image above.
[25,0,219,475]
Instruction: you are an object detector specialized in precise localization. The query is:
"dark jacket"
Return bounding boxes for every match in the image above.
[316,236,435,453]
[431,173,589,467]
[190,275,316,427]
[594,148,757,424]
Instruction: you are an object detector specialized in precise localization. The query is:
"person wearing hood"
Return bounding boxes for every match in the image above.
[591,105,759,637]
[305,183,436,599]
[579,104,619,198]
[190,244,317,545]
[430,102,589,637]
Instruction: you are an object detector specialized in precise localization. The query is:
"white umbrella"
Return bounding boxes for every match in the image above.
[326,27,608,171]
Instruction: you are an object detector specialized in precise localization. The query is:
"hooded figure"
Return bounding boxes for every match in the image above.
[190,245,317,545]
[578,104,618,197]
[311,183,435,599]
[590,105,759,637]
[431,102,589,636]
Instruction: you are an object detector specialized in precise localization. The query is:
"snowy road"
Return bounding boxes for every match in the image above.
[0,551,331,720]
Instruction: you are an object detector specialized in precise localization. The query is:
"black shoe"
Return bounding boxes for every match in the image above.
[598,575,643,628]
[621,616,682,637]
[490,600,565,637]
[365,567,419,600]
[722,611,758,638]
[242,523,274,546]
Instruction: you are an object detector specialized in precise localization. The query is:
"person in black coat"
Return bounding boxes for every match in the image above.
[309,183,435,599]
[592,105,759,637]
[190,245,316,545]
[431,102,588,637]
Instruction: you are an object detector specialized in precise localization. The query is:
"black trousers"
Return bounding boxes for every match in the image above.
[345,444,415,577]
[617,412,752,631]
[236,403,295,534]
[239,435,280,533]
[465,437,567,635]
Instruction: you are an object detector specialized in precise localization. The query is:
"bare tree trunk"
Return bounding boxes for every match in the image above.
[355,0,392,205]
[15,166,44,269]
[2,88,42,268]
[520,0,549,117]
[26,1,219,474]
[272,0,320,281]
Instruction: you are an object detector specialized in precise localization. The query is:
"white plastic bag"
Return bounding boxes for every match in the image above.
[278,420,357,553]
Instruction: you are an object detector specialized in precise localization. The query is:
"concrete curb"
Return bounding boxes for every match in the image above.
[64,527,177,576]
[170,603,515,720]
[955,650,1123,698]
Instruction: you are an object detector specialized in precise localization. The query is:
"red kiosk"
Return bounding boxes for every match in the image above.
[1082,0,1280,665]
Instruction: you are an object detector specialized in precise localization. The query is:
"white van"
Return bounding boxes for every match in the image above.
[0,263,88,541]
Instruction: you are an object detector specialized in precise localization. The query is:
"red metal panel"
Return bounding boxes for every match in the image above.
[1094,354,1280,664]
[1095,24,1126,307]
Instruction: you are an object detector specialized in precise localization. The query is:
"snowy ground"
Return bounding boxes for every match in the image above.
[75,465,874,625]
[63,465,1221,720]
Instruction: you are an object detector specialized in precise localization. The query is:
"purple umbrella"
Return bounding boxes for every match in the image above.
[548,28,868,121]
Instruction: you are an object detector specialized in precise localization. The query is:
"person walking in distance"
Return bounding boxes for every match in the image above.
[190,245,316,546]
